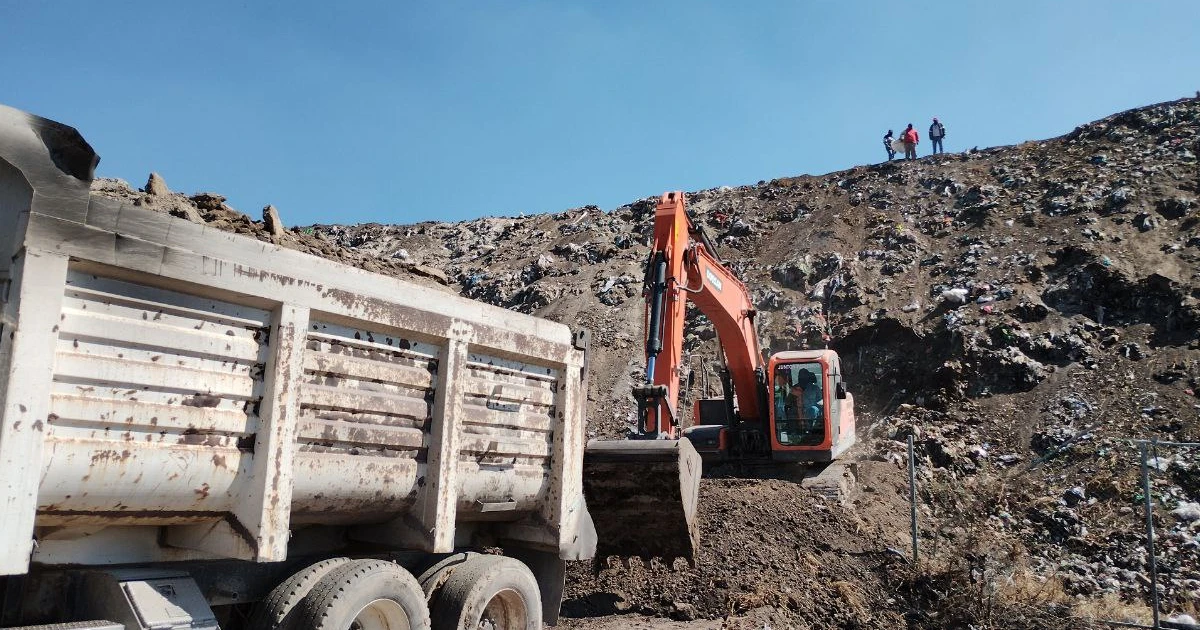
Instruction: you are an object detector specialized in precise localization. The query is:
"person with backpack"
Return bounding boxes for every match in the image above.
[929,117,946,155]
[883,129,896,161]
[902,123,919,160]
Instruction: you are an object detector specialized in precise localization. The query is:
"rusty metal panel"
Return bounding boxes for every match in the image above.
[289,452,420,524]
[456,351,559,520]
[12,239,587,567]
[37,437,245,517]
[37,269,269,528]
[297,321,437,462]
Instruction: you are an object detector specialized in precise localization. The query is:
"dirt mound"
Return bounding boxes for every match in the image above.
[88,176,454,290]
[563,474,907,627]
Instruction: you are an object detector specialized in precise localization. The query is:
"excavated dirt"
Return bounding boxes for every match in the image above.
[562,473,908,627]
[95,96,1200,628]
[89,177,456,290]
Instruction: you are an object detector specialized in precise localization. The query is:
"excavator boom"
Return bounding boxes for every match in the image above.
[639,192,764,433]
[583,191,762,561]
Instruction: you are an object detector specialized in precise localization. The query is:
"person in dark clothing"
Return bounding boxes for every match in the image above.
[883,129,896,161]
[929,117,946,155]
[902,124,919,160]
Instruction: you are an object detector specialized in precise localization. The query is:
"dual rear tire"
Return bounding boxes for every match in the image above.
[421,554,542,630]
[252,555,540,630]
[299,559,430,630]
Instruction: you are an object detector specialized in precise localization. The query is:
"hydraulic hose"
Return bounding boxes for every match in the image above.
[645,253,667,380]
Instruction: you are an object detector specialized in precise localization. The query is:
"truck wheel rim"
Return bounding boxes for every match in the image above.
[350,598,410,630]
[478,588,527,629]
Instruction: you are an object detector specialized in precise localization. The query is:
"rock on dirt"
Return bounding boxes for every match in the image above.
[263,204,285,237]
[144,172,169,196]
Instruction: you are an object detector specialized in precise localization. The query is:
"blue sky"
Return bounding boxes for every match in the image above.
[3,1,1198,225]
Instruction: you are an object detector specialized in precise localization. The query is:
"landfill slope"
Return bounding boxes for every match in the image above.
[97,96,1200,627]
[315,96,1199,627]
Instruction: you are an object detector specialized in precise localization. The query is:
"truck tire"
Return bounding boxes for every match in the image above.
[430,556,541,630]
[249,557,350,630]
[298,559,430,630]
[417,552,480,600]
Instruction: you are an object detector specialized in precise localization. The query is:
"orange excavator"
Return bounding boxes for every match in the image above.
[583,191,856,559]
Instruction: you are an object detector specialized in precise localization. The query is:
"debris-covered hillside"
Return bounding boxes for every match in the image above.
[313,96,1200,627]
[94,96,1200,627]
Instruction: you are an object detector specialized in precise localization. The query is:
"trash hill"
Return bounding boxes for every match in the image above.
[94,95,1200,628]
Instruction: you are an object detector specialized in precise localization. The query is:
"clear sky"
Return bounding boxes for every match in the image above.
[2,1,1198,225]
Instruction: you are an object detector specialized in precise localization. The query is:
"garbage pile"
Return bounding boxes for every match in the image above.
[96,95,1200,624]
[313,96,1199,623]
[90,175,454,288]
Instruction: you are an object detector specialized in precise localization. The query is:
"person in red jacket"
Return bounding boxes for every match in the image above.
[902,123,919,160]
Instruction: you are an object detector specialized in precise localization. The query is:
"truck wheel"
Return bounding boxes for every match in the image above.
[417,552,480,600]
[299,559,431,630]
[430,556,541,630]
[249,557,350,630]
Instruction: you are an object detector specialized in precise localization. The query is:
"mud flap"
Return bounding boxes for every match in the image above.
[581,439,702,561]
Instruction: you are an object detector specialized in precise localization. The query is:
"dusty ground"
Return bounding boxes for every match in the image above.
[559,607,791,629]
[563,475,906,627]
[95,95,1200,628]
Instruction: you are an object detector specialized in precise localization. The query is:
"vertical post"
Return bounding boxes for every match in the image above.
[420,327,469,553]
[165,304,310,561]
[0,250,68,575]
[548,351,586,557]
[908,433,919,566]
[1139,441,1161,630]
[238,303,309,560]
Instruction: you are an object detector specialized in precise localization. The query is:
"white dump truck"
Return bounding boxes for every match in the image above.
[0,104,601,629]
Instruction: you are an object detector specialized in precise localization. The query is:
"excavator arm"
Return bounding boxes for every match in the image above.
[638,191,764,436]
[583,192,764,561]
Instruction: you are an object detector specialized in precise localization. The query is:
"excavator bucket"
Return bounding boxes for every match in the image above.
[582,439,702,561]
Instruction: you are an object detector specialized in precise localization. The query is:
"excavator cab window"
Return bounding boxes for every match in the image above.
[772,363,826,446]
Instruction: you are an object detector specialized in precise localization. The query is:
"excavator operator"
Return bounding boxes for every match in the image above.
[795,370,823,419]
[776,370,824,445]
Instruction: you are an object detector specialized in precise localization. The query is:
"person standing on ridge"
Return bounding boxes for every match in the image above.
[929,117,946,155]
[902,123,919,160]
[883,129,896,161]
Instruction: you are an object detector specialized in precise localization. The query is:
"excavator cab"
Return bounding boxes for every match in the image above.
[766,350,856,462]
[683,351,856,464]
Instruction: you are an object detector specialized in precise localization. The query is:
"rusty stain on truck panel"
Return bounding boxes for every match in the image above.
[180,394,222,408]
[233,264,300,287]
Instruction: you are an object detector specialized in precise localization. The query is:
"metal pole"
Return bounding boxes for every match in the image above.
[1139,441,1161,630]
[909,433,918,566]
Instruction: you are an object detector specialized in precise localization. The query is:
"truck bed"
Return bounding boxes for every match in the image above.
[0,104,593,577]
